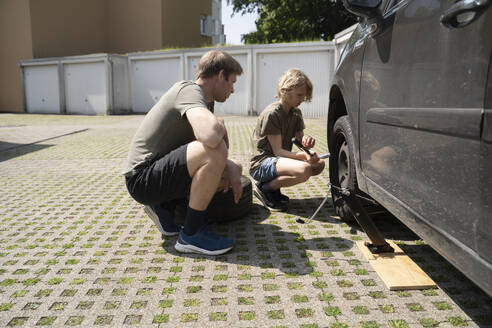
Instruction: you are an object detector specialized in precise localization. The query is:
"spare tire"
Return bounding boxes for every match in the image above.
[174,175,252,224]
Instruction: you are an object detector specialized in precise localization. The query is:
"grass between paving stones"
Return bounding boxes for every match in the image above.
[8,317,29,326]
[65,316,84,326]
[361,321,380,328]
[0,303,14,311]
[420,318,440,327]
[37,316,57,325]
[389,319,411,328]
[448,316,468,326]
[296,307,314,318]
[324,306,341,317]
[433,301,452,310]
[239,311,256,320]
[210,312,227,321]
[268,310,285,319]
[331,323,349,328]
[153,314,169,323]
[0,115,489,327]
[380,304,396,313]
[353,305,370,314]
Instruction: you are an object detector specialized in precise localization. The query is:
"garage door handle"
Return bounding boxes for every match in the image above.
[441,0,490,28]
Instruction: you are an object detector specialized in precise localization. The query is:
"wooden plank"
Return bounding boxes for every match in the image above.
[357,241,437,290]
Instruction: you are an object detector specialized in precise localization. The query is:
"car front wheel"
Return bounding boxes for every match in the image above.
[330,115,357,223]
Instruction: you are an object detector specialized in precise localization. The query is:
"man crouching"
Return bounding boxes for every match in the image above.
[124,50,243,255]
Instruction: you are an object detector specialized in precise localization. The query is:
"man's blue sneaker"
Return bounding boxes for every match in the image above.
[175,226,234,255]
[144,204,180,236]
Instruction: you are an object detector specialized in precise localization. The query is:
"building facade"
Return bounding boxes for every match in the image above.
[0,0,224,113]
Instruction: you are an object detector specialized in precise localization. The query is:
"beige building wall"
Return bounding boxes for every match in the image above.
[162,0,211,48]
[29,0,106,58]
[0,0,216,113]
[0,0,33,112]
[106,0,162,54]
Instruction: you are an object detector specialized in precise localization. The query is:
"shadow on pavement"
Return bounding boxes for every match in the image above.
[0,142,53,161]
[161,203,356,276]
[398,242,492,326]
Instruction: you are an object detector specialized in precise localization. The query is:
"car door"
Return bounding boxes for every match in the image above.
[357,0,491,264]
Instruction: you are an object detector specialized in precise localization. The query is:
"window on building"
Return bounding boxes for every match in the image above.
[200,15,207,35]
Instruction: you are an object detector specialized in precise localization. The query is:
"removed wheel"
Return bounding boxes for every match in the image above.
[174,175,252,225]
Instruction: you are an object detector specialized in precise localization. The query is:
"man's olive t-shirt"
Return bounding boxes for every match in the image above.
[124,81,212,175]
[249,102,305,172]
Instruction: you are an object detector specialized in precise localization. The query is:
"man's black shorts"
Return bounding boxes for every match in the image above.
[125,144,191,205]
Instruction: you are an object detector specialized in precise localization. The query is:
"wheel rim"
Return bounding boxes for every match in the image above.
[337,140,350,188]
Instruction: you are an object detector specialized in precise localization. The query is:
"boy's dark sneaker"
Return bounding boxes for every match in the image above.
[275,189,290,204]
[254,182,287,212]
[144,204,180,236]
[174,226,234,255]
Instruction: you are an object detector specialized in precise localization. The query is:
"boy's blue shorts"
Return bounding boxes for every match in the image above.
[250,157,278,183]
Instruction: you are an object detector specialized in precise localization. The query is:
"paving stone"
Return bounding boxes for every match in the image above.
[0,114,490,327]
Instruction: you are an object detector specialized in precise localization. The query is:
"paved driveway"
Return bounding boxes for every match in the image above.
[0,114,490,327]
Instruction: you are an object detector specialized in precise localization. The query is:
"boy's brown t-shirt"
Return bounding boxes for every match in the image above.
[249,102,305,173]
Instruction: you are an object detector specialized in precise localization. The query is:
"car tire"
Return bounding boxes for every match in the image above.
[174,175,253,225]
[330,115,358,223]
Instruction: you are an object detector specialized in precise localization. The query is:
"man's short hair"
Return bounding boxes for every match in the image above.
[276,69,313,103]
[196,50,243,80]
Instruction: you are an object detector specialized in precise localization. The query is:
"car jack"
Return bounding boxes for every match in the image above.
[297,183,438,290]
[297,184,394,254]
[331,185,394,254]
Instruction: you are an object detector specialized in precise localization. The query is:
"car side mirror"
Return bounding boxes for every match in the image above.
[343,0,382,19]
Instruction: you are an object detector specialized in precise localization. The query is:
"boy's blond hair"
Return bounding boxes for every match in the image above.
[196,50,243,80]
[276,69,313,103]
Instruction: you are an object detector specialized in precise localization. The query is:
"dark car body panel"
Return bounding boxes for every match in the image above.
[329,26,370,191]
[330,0,492,296]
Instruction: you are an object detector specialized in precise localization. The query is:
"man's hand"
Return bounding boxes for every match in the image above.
[221,160,243,203]
[302,135,315,149]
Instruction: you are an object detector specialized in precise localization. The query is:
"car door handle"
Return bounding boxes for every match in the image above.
[441,0,490,28]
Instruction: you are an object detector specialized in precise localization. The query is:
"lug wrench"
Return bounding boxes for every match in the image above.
[291,137,330,224]
[296,184,332,224]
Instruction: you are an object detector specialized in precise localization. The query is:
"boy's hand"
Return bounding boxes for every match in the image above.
[302,135,315,149]
[307,152,320,164]
[299,151,319,163]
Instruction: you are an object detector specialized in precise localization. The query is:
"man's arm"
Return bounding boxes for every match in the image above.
[217,117,229,148]
[186,107,226,148]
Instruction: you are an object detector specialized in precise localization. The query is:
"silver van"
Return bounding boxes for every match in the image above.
[328,0,491,296]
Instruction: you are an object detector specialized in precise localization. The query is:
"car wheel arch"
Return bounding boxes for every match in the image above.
[328,85,348,153]
[328,84,370,193]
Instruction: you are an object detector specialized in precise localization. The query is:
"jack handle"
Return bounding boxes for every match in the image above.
[331,185,394,254]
